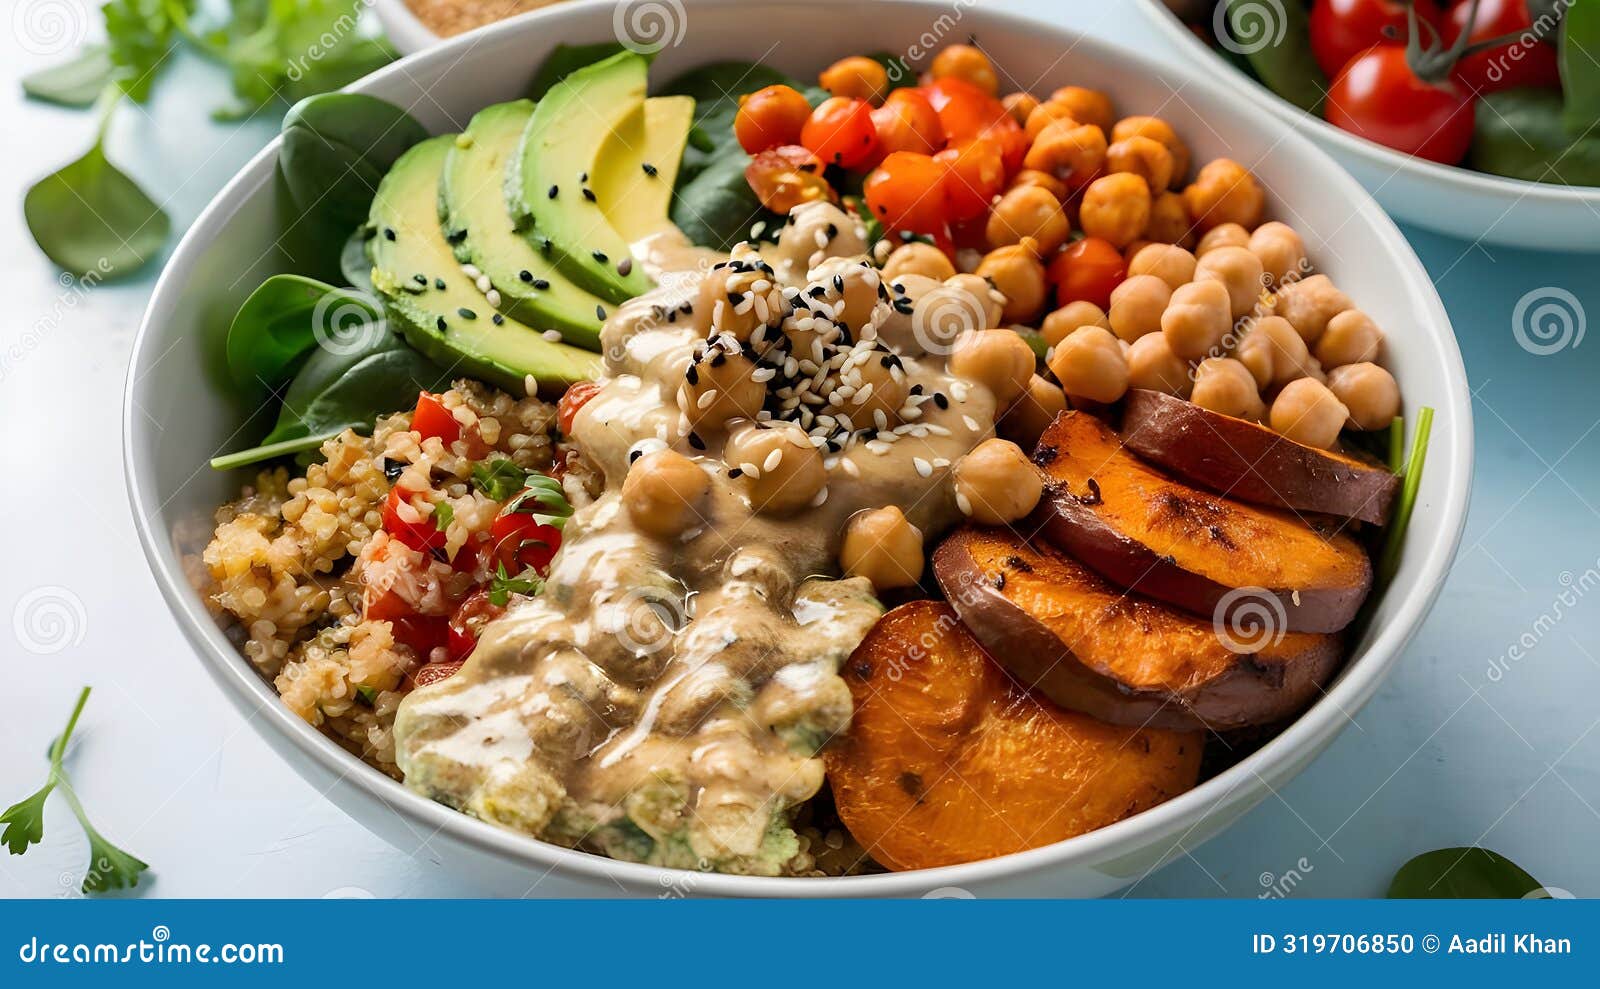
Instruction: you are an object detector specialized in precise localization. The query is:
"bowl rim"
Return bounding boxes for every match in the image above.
[123,0,1475,896]
[1134,0,1600,207]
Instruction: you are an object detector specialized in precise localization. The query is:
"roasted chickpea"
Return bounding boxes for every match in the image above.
[1106,136,1175,192]
[1232,326,1275,390]
[876,273,942,355]
[882,241,956,283]
[1143,191,1195,247]
[1040,300,1111,346]
[810,256,882,332]
[986,185,1069,254]
[1270,378,1348,449]
[1196,222,1250,256]
[1123,239,1155,262]
[819,55,889,103]
[1000,374,1068,446]
[1108,274,1172,343]
[1048,85,1115,132]
[1248,220,1308,286]
[1080,172,1152,249]
[1111,115,1190,182]
[1315,309,1384,368]
[1008,167,1069,201]
[1184,158,1265,232]
[846,345,911,423]
[1128,242,1197,290]
[622,450,712,539]
[975,245,1049,323]
[931,44,999,95]
[1002,91,1041,124]
[1327,362,1400,431]
[949,328,1036,405]
[1127,332,1193,398]
[840,506,924,590]
[1160,279,1232,361]
[1023,99,1077,140]
[1048,325,1129,404]
[945,273,1006,327]
[1194,245,1266,319]
[953,438,1044,525]
[1249,315,1322,388]
[1191,357,1266,421]
[695,258,772,339]
[725,422,826,514]
[678,346,766,429]
[1274,273,1351,345]
[1023,119,1107,185]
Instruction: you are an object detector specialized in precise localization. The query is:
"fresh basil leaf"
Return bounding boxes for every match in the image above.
[472,459,528,501]
[527,41,628,100]
[1470,88,1600,186]
[225,275,381,392]
[1388,847,1544,898]
[1221,0,1327,113]
[1561,0,1600,136]
[24,123,169,278]
[22,45,115,107]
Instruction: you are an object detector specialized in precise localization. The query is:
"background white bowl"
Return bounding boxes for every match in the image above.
[371,0,443,55]
[1135,0,1600,253]
[125,0,1472,896]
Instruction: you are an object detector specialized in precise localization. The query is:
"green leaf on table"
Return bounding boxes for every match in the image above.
[22,45,116,107]
[0,783,54,855]
[103,0,191,102]
[1470,88,1600,186]
[1388,847,1544,898]
[24,122,170,278]
[224,274,381,392]
[1560,0,1600,136]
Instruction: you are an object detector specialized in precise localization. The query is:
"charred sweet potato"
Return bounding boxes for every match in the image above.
[1120,389,1399,525]
[933,527,1344,731]
[826,600,1203,871]
[1034,410,1372,633]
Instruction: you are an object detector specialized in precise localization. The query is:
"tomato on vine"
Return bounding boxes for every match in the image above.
[1309,0,1444,79]
[1326,45,1476,163]
[1444,0,1561,93]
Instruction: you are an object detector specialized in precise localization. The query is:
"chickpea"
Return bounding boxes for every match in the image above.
[1143,191,1195,247]
[1315,309,1384,368]
[1232,326,1275,390]
[1047,325,1129,404]
[1270,378,1348,449]
[1129,243,1197,290]
[945,273,1006,327]
[953,438,1045,525]
[846,345,911,423]
[876,273,941,355]
[975,245,1049,323]
[678,345,766,429]
[622,450,712,539]
[724,422,826,514]
[1000,374,1068,447]
[1106,136,1175,192]
[1196,222,1250,256]
[911,280,998,354]
[1008,168,1068,201]
[985,185,1069,254]
[1112,115,1190,182]
[695,261,765,339]
[882,241,956,282]
[1249,315,1322,388]
[1274,273,1351,345]
[1194,245,1266,319]
[1184,158,1265,232]
[1049,85,1115,132]
[1023,119,1107,186]
[1040,300,1111,346]
[840,506,924,590]
[1123,239,1155,262]
[1248,220,1307,286]
[931,44,999,95]
[1127,332,1193,398]
[1024,99,1078,140]
[1079,172,1152,248]
[1191,357,1266,421]
[808,256,883,333]
[1327,362,1400,431]
[819,55,889,103]
[1108,274,1172,343]
[1160,279,1232,361]
[1002,91,1041,124]
[949,328,1036,405]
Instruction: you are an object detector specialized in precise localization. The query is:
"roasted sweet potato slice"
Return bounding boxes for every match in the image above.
[933,527,1344,731]
[1034,410,1372,633]
[1120,389,1399,525]
[826,600,1202,871]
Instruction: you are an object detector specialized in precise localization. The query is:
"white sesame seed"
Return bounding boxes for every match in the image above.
[461,263,482,279]
[814,229,829,248]
[476,274,492,293]
[866,440,890,455]
[840,457,861,477]
[697,389,718,410]
[485,289,502,308]
[809,486,829,507]
[925,423,951,436]
[962,415,981,431]
[542,329,563,342]
[872,408,889,431]
[914,457,932,478]
[756,410,773,421]
[751,367,776,382]
[524,374,539,398]
[739,462,761,479]
[956,491,973,515]
[951,382,970,402]
[763,448,783,472]
[932,457,951,469]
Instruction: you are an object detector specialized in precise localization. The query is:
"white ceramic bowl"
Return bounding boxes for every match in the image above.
[371,0,441,55]
[125,0,1473,897]
[1135,0,1600,252]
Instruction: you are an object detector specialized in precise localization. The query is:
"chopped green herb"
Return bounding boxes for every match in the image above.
[355,685,379,706]
[433,501,455,533]
[505,475,573,517]
[489,562,544,607]
[471,459,528,501]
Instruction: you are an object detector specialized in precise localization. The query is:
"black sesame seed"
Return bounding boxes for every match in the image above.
[412,273,427,285]
[579,172,588,183]
[686,365,699,385]
[910,383,924,395]
[688,431,705,450]
[519,269,534,283]
[457,307,478,320]
[825,223,838,240]
[934,392,950,409]
[541,239,554,255]
[592,250,609,264]
[727,291,743,306]
[582,188,597,203]
[492,314,505,325]
[629,450,642,464]
[617,258,633,277]
[710,351,727,367]
[832,274,845,293]
[595,305,606,320]
[435,278,447,290]
[728,467,744,478]
[533,278,551,290]
[380,458,405,482]
[436,316,448,331]
[808,286,826,299]
[642,162,658,177]
[548,185,559,199]
[383,227,396,241]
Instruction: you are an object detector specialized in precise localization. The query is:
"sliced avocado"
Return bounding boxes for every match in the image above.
[593,95,694,242]
[442,101,610,350]
[368,136,601,393]
[513,51,656,301]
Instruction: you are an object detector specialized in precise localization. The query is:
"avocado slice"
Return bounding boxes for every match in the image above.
[368,135,601,393]
[513,51,657,302]
[593,95,695,242]
[442,101,610,350]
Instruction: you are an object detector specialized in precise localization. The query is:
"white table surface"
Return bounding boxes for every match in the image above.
[3,0,1599,899]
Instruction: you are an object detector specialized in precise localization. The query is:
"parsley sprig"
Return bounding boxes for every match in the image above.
[1,687,148,894]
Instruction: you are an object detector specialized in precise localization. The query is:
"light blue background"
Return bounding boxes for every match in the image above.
[1,0,1596,898]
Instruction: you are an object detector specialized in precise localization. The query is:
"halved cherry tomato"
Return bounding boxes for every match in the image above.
[391,615,449,658]
[382,486,447,555]
[1444,0,1561,93]
[870,89,944,157]
[446,589,505,661]
[746,145,837,213]
[1048,237,1126,310]
[1309,0,1443,79]
[921,77,1009,145]
[556,380,602,436]
[734,84,813,154]
[801,97,879,168]
[936,139,1006,223]
[490,509,562,575]
[982,115,1028,175]
[1325,44,1476,164]
[412,659,465,687]
[411,393,460,445]
[864,151,951,241]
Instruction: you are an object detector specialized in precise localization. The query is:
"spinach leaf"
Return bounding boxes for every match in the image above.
[1561,0,1600,136]
[340,226,376,293]
[1388,847,1544,898]
[671,153,776,252]
[1221,0,1327,113]
[276,92,430,282]
[1470,88,1600,185]
[661,61,797,183]
[22,45,115,107]
[528,41,628,99]
[224,274,382,393]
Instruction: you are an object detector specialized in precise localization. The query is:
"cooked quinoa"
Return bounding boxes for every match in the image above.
[405,0,567,38]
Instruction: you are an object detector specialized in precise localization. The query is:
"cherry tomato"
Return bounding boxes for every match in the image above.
[734,84,813,155]
[870,89,944,156]
[1325,45,1476,164]
[556,380,602,436]
[391,615,449,658]
[1048,237,1126,310]
[1445,0,1561,92]
[982,115,1028,175]
[381,486,447,555]
[745,145,837,213]
[490,509,562,575]
[411,393,460,445]
[446,589,505,661]
[801,97,879,168]
[921,77,1008,145]
[863,151,951,241]
[412,659,465,688]
[935,139,1006,223]
[1309,0,1443,79]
